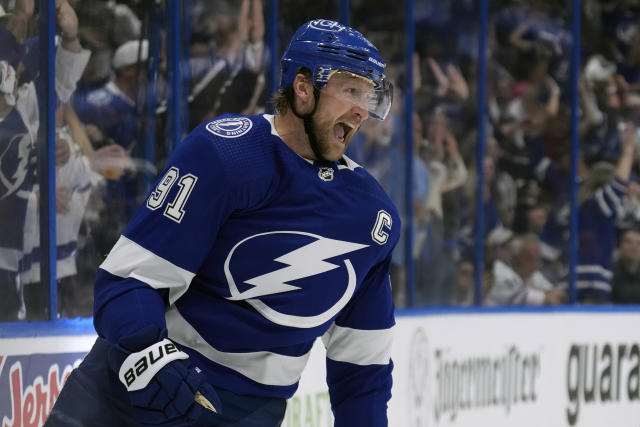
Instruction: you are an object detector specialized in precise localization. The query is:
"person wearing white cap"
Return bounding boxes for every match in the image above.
[112,39,149,74]
[73,39,149,152]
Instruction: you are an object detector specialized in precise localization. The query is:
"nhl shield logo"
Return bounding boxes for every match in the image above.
[318,167,334,182]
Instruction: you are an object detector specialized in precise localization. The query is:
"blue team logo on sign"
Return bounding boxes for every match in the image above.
[206,117,253,138]
[224,231,369,328]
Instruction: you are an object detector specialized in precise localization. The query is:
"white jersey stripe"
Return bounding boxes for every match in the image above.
[611,178,627,193]
[337,154,362,171]
[165,306,312,386]
[576,280,612,292]
[604,184,624,218]
[322,324,393,365]
[594,189,613,217]
[99,235,195,304]
[576,264,613,279]
[0,247,22,271]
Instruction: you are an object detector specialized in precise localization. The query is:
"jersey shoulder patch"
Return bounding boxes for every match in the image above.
[190,114,281,194]
[205,116,254,138]
[197,113,276,155]
[201,114,271,141]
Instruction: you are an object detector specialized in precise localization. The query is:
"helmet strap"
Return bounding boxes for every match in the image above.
[287,85,328,161]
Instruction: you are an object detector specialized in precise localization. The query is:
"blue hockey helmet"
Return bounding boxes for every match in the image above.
[280,19,393,120]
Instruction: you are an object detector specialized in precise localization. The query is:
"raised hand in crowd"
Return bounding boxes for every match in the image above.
[214,0,264,70]
[428,57,450,98]
[427,57,468,101]
[56,0,82,52]
[618,121,637,181]
[544,75,560,117]
[221,0,254,54]
[446,63,469,101]
[6,0,34,43]
[233,0,265,44]
[236,0,251,43]
[248,0,264,44]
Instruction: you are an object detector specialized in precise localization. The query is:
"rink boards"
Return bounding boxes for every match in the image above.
[1,308,639,427]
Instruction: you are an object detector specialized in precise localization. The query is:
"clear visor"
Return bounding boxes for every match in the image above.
[326,70,394,121]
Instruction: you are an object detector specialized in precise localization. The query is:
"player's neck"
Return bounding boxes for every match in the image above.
[274,111,316,161]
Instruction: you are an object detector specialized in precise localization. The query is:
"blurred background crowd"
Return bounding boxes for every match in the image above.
[2,0,640,322]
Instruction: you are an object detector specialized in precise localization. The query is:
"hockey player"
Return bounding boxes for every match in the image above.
[46,19,398,426]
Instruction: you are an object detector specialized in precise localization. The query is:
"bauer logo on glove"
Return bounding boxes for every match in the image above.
[118,338,189,391]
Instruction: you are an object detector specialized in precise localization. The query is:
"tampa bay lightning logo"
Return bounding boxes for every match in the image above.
[0,133,30,199]
[309,19,346,32]
[206,117,253,138]
[224,231,368,328]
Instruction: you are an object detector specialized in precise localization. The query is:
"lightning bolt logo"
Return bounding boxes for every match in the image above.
[227,234,367,300]
[0,134,30,199]
[224,231,369,328]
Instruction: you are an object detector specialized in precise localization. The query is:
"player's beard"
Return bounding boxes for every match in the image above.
[305,115,330,162]
[305,114,353,163]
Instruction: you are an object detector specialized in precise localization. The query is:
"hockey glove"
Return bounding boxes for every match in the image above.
[107,325,221,426]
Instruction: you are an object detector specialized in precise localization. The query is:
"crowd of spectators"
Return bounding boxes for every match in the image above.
[2,0,640,320]
[348,0,640,307]
[0,0,267,320]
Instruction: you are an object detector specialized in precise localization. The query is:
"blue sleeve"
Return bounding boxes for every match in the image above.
[93,124,265,343]
[323,257,395,427]
[71,91,100,128]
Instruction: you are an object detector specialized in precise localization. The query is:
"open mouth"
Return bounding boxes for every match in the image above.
[333,122,355,143]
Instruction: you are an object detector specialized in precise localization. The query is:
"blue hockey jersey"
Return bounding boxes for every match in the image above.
[0,92,37,277]
[72,81,139,150]
[93,114,400,425]
[575,176,628,302]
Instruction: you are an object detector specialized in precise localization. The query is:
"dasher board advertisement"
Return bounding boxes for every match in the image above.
[0,335,96,427]
[2,310,640,427]
[390,311,640,427]
[285,310,640,427]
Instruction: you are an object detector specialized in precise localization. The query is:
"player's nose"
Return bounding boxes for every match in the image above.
[351,104,368,122]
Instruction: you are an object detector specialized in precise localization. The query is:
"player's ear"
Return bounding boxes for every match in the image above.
[293,72,313,104]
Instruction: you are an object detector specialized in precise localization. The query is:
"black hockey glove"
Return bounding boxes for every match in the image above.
[107,325,221,426]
